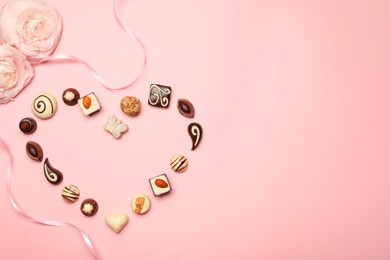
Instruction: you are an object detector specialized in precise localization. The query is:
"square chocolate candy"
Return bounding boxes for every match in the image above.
[148,84,172,108]
[149,173,172,196]
[78,92,101,116]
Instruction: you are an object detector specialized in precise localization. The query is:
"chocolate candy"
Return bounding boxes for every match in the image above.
[148,84,171,108]
[120,96,141,116]
[62,88,80,106]
[103,115,128,139]
[43,158,63,185]
[131,194,151,215]
[177,99,195,118]
[61,185,80,203]
[19,117,37,134]
[170,155,188,173]
[32,93,58,119]
[105,214,129,233]
[78,92,101,116]
[149,173,172,196]
[188,122,203,151]
[81,198,99,216]
[26,141,43,162]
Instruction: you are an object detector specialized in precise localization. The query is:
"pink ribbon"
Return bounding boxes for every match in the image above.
[0,0,148,258]
[0,139,99,259]
[35,0,147,91]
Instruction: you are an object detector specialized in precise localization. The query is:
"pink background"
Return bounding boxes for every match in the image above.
[1,0,390,259]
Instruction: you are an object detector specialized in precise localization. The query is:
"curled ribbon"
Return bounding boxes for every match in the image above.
[0,139,99,259]
[35,0,147,91]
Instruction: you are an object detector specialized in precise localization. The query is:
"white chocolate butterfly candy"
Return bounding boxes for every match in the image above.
[103,115,128,139]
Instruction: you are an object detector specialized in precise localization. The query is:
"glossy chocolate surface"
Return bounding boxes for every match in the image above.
[26,141,43,162]
[177,99,195,118]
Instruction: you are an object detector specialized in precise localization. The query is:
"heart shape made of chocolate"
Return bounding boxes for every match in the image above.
[105,214,129,233]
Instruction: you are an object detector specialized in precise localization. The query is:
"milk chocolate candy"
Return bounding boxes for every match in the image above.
[148,84,171,108]
[177,99,195,118]
[19,117,37,134]
[26,141,43,162]
[120,96,141,116]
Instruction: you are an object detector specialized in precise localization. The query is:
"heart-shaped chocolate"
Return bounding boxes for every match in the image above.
[105,214,129,233]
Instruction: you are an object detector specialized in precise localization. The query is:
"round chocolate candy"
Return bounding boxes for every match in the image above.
[62,88,80,106]
[81,198,99,217]
[32,93,57,119]
[170,155,189,173]
[120,96,141,116]
[19,117,37,134]
[131,194,151,215]
[62,185,80,203]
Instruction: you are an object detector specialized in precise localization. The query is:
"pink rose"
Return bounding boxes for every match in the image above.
[0,0,62,63]
[0,43,34,104]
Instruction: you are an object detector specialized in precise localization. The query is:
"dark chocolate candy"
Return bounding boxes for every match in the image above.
[43,158,63,185]
[188,122,203,151]
[26,141,43,162]
[177,99,195,118]
[81,198,99,216]
[19,117,37,134]
[148,84,172,108]
[62,88,80,106]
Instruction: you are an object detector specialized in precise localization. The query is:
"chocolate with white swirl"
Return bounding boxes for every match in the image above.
[188,122,203,151]
[62,185,80,203]
[43,158,63,185]
[148,84,171,108]
[32,93,57,119]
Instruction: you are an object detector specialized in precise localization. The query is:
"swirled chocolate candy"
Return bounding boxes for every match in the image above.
[170,155,188,173]
[62,88,80,106]
[188,122,203,151]
[43,158,63,185]
[177,99,195,118]
[81,198,99,217]
[19,117,37,134]
[149,174,172,196]
[148,84,171,108]
[62,185,80,203]
[131,194,151,214]
[32,93,57,119]
[26,141,43,162]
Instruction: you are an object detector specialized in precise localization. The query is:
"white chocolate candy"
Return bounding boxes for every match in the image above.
[149,174,172,196]
[103,115,128,139]
[131,194,151,214]
[105,214,129,233]
[32,93,57,119]
[78,92,101,116]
